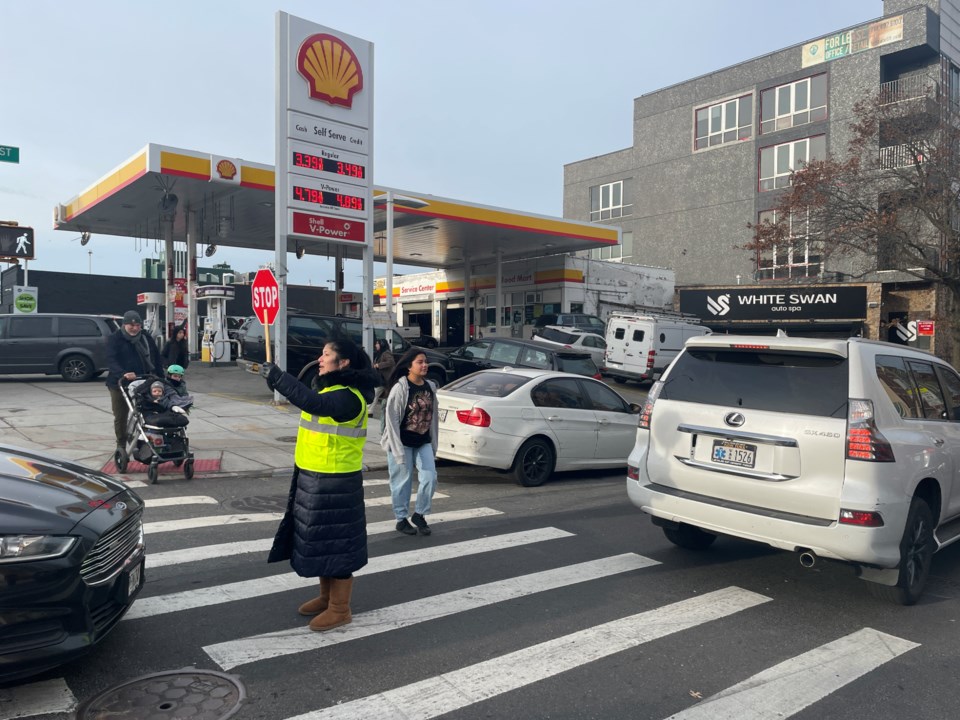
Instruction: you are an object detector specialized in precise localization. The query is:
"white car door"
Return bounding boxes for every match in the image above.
[530,378,596,462]
[580,379,637,461]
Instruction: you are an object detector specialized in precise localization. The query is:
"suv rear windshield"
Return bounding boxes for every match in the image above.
[539,328,578,344]
[555,355,599,377]
[662,349,848,418]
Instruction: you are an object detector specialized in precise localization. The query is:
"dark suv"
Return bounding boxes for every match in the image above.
[236,313,453,386]
[0,313,120,381]
[446,337,601,381]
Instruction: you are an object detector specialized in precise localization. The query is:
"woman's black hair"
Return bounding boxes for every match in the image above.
[385,346,428,393]
[325,338,373,373]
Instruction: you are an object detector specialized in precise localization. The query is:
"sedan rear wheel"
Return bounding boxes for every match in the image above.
[511,438,555,487]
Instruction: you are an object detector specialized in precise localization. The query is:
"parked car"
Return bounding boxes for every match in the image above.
[0,443,145,683]
[0,313,120,382]
[237,312,453,386]
[627,334,960,605]
[533,313,606,336]
[604,312,709,385]
[532,326,607,369]
[437,368,641,486]
[445,337,601,381]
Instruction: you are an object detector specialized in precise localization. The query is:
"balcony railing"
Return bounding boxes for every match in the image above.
[879,76,939,105]
[879,142,930,169]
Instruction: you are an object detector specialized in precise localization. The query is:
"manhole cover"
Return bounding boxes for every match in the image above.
[275,435,298,443]
[229,495,289,513]
[76,668,245,720]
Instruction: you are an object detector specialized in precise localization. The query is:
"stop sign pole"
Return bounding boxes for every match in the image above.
[251,268,280,363]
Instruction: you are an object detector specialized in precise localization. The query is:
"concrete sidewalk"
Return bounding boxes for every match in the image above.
[0,363,388,481]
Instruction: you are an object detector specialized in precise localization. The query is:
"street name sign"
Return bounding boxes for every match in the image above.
[0,146,19,164]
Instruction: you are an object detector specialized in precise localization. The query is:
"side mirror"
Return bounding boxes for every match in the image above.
[629,403,642,414]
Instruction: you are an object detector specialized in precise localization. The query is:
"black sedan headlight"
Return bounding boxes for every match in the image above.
[0,534,77,562]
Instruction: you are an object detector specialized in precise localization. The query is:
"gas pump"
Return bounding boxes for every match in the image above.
[195,285,236,364]
[136,292,165,344]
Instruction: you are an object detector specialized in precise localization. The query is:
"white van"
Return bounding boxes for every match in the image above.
[603,312,709,384]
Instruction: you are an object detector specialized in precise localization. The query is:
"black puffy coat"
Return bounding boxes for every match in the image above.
[267,365,379,578]
[161,326,190,370]
[105,329,163,388]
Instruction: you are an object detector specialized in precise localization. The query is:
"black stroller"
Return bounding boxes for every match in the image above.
[115,376,194,484]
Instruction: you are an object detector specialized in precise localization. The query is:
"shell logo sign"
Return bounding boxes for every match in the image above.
[297,33,364,108]
[216,159,237,180]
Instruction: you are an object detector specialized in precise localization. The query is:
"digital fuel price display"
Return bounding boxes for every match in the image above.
[292,185,366,211]
[292,150,366,179]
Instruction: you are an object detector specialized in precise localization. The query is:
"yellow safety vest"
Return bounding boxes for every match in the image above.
[294,384,367,473]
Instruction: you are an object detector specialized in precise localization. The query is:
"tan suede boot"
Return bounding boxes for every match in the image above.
[308,577,353,632]
[298,577,331,616]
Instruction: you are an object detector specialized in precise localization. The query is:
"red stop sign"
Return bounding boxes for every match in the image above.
[251,269,280,325]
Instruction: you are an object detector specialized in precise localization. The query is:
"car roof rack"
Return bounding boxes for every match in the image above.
[608,306,702,324]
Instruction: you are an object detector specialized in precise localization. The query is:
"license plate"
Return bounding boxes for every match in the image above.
[438,409,448,422]
[127,562,143,599]
[711,440,756,469]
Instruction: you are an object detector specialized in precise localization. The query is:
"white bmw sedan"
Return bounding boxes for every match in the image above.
[436,368,641,486]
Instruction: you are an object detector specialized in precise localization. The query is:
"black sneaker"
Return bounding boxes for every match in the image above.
[396,518,417,536]
[411,512,431,536]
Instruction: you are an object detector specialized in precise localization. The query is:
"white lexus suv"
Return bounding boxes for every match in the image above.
[627,334,960,605]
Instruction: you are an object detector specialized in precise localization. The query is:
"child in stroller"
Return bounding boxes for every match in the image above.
[114,376,195,483]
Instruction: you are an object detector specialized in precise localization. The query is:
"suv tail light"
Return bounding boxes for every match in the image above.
[638,380,663,430]
[846,399,894,462]
[456,408,491,427]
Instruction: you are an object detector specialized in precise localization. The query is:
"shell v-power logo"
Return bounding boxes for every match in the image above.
[707,294,731,316]
[297,33,364,108]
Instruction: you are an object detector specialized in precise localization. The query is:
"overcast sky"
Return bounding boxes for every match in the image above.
[1,0,882,289]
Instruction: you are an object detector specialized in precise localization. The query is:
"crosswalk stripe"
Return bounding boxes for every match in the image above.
[0,678,77,720]
[205,552,657,671]
[147,508,504,568]
[281,586,770,720]
[127,527,578,622]
[142,492,449,534]
[667,627,919,719]
[144,513,283,534]
[144,495,219,508]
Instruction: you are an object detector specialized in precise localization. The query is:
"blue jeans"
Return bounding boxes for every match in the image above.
[387,444,437,520]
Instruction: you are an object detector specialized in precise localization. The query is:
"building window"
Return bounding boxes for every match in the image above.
[755,210,821,280]
[589,180,632,221]
[695,94,753,150]
[584,231,631,262]
[759,135,826,191]
[760,75,827,134]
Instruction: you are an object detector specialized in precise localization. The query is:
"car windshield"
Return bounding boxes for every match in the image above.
[662,348,849,418]
[444,372,532,397]
[555,355,599,376]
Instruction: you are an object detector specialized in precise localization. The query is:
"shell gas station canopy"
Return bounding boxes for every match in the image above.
[53,143,620,269]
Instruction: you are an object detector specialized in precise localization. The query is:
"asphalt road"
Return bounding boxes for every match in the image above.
[10,463,960,720]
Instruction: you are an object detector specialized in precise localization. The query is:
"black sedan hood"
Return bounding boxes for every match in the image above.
[0,444,133,535]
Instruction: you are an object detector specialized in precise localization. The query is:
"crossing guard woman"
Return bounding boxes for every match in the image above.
[259,338,379,632]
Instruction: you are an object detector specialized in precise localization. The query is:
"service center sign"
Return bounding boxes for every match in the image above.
[679,286,868,321]
[277,12,372,249]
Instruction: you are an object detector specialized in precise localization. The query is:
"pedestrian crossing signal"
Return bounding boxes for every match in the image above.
[0,225,34,260]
